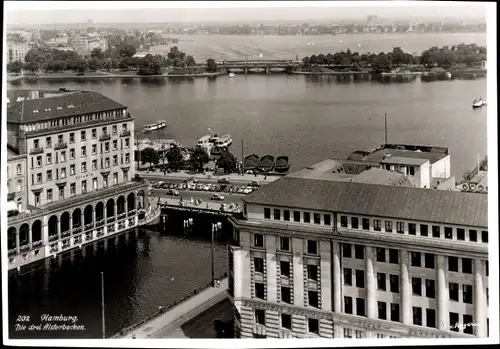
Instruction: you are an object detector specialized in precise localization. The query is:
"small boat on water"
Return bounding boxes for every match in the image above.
[244,154,260,171]
[274,156,290,172]
[445,72,452,79]
[257,155,275,172]
[472,97,485,108]
[143,120,168,132]
[228,72,235,78]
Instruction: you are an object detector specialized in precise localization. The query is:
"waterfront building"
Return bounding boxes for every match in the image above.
[228,158,489,339]
[6,90,159,271]
[347,144,453,189]
[72,33,90,56]
[7,39,29,63]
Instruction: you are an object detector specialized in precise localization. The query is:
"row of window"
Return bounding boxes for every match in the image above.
[253,234,319,255]
[264,207,332,226]
[340,215,488,243]
[32,172,128,206]
[254,257,319,282]
[254,235,488,278]
[32,155,130,186]
[254,310,320,335]
[27,113,127,135]
[253,308,482,337]
[32,139,131,166]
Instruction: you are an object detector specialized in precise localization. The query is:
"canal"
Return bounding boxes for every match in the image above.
[8,213,230,339]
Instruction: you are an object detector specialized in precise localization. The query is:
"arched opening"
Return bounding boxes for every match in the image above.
[95,202,104,221]
[127,193,136,212]
[117,196,125,215]
[19,223,30,246]
[106,198,115,219]
[32,220,42,243]
[61,212,70,233]
[72,208,82,228]
[8,227,17,250]
[137,190,145,209]
[84,205,93,225]
[48,216,58,237]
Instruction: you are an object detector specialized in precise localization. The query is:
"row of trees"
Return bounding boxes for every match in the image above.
[9,44,218,74]
[302,43,487,72]
[140,145,238,173]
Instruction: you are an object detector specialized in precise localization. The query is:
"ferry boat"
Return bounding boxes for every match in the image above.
[257,155,275,172]
[472,97,484,108]
[215,134,233,148]
[143,120,168,133]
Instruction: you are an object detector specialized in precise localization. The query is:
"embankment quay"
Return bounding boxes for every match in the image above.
[114,278,229,338]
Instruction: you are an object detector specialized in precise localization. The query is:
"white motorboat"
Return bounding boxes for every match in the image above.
[143,120,168,132]
[472,97,484,108]
[228,72,235,78]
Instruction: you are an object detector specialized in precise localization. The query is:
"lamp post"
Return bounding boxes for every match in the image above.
[211,222,222,287]
[101,271,105,339]
[183,218,193,237]
[161,143,166,174]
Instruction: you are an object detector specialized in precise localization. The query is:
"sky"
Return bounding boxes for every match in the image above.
[5,1,488,26]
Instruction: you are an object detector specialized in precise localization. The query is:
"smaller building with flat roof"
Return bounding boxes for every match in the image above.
[347,144,452,189]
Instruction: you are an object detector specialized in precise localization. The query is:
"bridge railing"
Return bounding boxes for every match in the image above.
[110,273,228,338]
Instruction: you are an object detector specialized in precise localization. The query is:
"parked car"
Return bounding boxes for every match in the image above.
[202,184,211,191]
[223,187,231,193]
[243,187,253,194]
[237,187,245,194]
[184,177,198,183]
[218,178,230,184]
[211,194,225,201]
[196,184,205,190]
[250,181,260,187]
[167,189,180,196]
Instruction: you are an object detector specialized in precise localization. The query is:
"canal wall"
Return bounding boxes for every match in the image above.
[112,277,228,338]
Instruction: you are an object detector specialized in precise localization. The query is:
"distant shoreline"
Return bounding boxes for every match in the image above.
[8,71,225,81]
[7,68,486,82]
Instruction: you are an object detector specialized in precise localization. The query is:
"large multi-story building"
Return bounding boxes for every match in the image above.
[7,39,29,63]
[228,158,489,339]
[6,90,159,271]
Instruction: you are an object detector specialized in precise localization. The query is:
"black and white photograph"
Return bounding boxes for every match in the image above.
[2,1,497,347]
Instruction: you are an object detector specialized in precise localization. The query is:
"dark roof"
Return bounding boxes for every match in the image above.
[243,176,488,227]
[7,91,126,123]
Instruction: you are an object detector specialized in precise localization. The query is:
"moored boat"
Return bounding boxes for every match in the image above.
[244,154,260,171]
[143,120,168,132]
[228,72,235,78]
[274,156,290,172]
[257,155,275,172]
[472,97,484,108]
